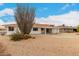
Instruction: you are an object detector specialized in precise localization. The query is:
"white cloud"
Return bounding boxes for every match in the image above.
[0,19,4,25]
[38,7,48,12]
[35,11,79,26]
[4,21,16,25]
[61,4,70,10]
[0,8,14,17]
[61,3,76,10]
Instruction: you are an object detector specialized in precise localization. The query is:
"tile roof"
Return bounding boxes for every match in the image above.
[3,23,54,28]
[33,24,54,28]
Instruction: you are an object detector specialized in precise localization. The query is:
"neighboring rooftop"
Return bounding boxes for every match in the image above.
[0,25,6,30]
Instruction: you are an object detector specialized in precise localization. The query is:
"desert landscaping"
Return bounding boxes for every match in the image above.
[0,33,79,56]
[0,3,79,56]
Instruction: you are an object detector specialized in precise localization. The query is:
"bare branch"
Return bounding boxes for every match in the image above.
[15,4,35,34]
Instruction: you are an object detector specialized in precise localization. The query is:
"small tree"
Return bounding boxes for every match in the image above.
[15,4,35,35]
[77,25,79,32]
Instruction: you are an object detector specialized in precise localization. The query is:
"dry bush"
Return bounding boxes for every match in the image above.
[15,4,35,35]
[13,4,36,41]
[10,33,33,41]
[23,34,32,39]
[10,33,24,41]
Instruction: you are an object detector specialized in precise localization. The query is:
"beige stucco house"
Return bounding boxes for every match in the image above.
[30,24,59,34]
[57,25,76,33]
[0,25,6,35]
[3,22,59,35]
[2,23,76,35]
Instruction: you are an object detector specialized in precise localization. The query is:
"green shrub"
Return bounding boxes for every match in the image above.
[24,34,32,39]
[77,25,79,32]
[67,31,71,33]
[10,33,23,41]
[10,33,33,41]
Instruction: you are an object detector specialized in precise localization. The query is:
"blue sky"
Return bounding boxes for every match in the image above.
[0,3,79,26]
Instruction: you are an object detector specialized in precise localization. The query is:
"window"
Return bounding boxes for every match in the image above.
[33,28,38,31]
[41,28,44,31]
[8,27,14,31]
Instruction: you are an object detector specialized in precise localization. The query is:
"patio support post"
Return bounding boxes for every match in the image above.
[45,28,46,35]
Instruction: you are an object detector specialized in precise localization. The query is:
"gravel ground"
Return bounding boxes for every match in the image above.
[0,33,79,56]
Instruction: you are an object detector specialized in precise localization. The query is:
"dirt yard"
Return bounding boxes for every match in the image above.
[0,33,79,56]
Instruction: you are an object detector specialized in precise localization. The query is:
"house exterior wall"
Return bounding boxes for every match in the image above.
[6,24,76,35]
[30,28,41,34]
[52,27,59,34]
[6,25,75,35]
[6,26,18,35]
[0,29,6,35]
[5,26,60,35]
[59,28,73,33]
[6,26,42,35]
